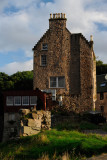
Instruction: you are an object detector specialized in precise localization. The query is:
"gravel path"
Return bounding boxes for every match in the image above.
[87,153,107,160]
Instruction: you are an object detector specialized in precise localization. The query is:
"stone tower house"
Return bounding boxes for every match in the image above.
[33,13,96,113]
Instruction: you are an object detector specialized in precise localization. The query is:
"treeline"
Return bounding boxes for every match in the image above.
[0,60,106,91]
[0,71,33,91]
[96,60,107,75]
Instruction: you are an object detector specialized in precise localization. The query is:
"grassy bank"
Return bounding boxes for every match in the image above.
[0,129,107,159]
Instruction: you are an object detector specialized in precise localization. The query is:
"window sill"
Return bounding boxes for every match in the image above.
[40,65,47,67]
[41,49,48,51]
[50,87,65,89]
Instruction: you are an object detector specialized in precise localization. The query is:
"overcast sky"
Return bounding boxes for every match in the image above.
[0,0,107,75]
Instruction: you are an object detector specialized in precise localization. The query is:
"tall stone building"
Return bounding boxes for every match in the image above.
[33,13,96,113]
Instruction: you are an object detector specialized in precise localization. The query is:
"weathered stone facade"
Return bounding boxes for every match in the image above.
[33,13,96,113]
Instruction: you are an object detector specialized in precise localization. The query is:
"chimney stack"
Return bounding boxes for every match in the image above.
[49,13,67,30]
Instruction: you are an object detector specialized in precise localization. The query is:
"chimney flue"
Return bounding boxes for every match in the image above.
[49,13,66,19]
[90,35,93,41]
[50,13,52,19]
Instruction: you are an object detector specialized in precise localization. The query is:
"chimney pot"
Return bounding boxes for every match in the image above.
[53,14,55,19]
[56,13,58,18]
[90,35,93,41]
[50,13,52,19]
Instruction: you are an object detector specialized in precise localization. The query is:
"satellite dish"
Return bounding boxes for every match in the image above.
[105,74,107,80]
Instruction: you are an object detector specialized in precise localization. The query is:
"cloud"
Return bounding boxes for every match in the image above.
[0,59,33,75]
[0,0,107,74]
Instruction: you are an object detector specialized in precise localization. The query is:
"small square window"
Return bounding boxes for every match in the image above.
[100,93,104,100]
[101,106,104,112]
[42,43,48,50]
[100,83,106,87]
[30,96,37,105]
[6,96,13,106]
[22,96,29,105]
[41,55,47,66]
[14,96,21,106]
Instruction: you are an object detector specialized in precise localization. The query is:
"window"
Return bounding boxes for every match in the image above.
[41,55,47,66]
[100,93,104,100]
[50,77,65,88]
[22,96,29,105]
[42,43,48,50]
[100,83,106,87]
[30,96,37,105]
[14,96,21,105]
[101,106,104,112]
[6,96,13,106]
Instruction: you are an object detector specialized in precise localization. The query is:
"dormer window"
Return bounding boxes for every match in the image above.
[42,43,48,50]
[41,55,47,66]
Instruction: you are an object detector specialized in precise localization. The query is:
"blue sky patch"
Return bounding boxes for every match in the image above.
[3,5,20,15]
[95,22,107,31]
[0,49,31,67]
[42,0,54,3]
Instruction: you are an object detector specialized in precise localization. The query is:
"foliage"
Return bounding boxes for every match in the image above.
[0,71,33,91]
[0,129,107,159]
[96,60,107,75]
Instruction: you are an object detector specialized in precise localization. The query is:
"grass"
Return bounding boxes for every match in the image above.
[0,129,107,159]
[53,121,99,131]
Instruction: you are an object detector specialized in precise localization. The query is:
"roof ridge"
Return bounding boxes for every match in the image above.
[33,29,49,50]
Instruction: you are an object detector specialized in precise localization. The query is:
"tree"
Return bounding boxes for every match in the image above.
[96,60,107,75]
[0,71,33,91]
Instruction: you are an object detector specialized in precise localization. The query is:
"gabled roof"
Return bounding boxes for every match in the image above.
[32,28,92,51]
[97,74,107,93]
[32,29,50,51]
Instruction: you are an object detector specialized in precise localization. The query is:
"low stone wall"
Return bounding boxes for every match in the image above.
[2,109,51,142]
[20,109,51,136]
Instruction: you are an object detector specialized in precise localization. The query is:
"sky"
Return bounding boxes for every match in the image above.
[0,0,107,75]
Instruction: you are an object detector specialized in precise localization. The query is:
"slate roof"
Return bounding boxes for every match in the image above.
[97,74,107,93]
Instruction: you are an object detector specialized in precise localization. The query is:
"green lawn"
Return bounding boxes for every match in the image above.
[0,129,107,159]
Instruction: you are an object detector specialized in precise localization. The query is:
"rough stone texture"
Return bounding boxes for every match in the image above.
[19,109,30,116]
[21,126,40,136]
[33,14,96,113]
[20,110,51,136]
[2,110,51,141]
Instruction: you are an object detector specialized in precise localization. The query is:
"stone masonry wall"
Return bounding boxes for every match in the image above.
[33,14,95,113]
[20,109,51,136]
[33,18,71,96]
[2,109,51,142]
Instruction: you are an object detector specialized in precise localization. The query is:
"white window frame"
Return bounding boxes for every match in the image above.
[30,96,37,105]
[42,43,48,50]
[6,96,13,106]
[50,76,65,88]
[22,96,29,106]
[41,55,47,66]
[14,96,21,106]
